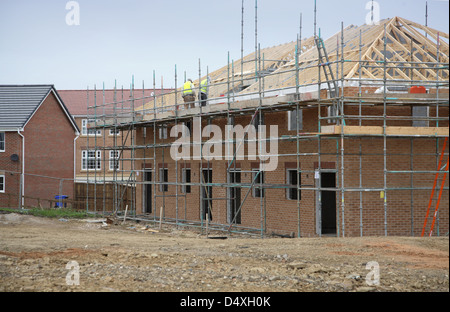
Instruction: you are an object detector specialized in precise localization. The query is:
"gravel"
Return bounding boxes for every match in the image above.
[0,213,448,292]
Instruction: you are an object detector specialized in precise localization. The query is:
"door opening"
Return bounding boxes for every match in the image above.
[228,170,241,224]
[201,168,213,221]
[144,171,152,214]
[316,171,337,235]
[321,172,337,235]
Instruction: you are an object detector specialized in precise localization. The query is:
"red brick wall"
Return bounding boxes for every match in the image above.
[73,117,133,181]
[21,91,76,206]
[0,132,22,207]
[131,91,449,237]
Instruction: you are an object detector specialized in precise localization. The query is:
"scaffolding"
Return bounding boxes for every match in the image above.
[85,12,449,238]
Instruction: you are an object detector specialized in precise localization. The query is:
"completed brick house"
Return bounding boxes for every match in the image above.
[0,85,79,208]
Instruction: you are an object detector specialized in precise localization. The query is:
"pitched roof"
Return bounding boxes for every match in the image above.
[59,89,174,116]
[0,85,77,132]
[249,16,449,93]
[0,85,53,129]
[136,40,314,112]
[137,16,449,112]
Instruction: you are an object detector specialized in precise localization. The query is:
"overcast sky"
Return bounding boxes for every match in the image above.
[0,0,448,90]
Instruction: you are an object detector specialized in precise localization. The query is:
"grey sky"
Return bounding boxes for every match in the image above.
[0,0,448,90]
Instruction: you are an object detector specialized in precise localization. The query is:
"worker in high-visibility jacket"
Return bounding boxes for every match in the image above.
[199,76,211,107]
[182,79,196,109]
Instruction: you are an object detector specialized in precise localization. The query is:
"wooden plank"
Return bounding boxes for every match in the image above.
[346,21,394,79]
[384,41,429,81]
[402,18,449,40]
[398,17,447,57]
[390,25,448,78]
[386,127,449,136]
[321,125,449,136]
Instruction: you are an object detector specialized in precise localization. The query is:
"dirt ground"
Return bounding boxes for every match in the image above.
[0,212,448,293]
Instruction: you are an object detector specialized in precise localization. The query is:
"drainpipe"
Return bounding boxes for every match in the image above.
[74,132,80,183]
[17,129,25,208]
[73,132,80,206]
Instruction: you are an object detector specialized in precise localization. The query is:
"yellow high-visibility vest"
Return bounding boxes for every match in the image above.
[200,79,208,94]
[183,81,194,95]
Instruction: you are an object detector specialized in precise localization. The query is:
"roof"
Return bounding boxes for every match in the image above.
[137,16,449,112]
[247,16,449,93]
[0,85,53,129]
[0,85,75,131]
[137,40,309,111]
[59,89,174,116]
[0,85,79,132]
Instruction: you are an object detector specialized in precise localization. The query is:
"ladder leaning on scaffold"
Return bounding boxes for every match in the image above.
[421,137,449,237]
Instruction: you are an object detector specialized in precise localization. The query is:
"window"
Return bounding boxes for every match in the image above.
[288,109,303,131]
[109,128,120,136]
[159,125,168,139]
[81,119,88,135]
[159,168,168,192]
[252,169,265,198]
[327,106,338,124]
[412,106,429,127]
[0,132,4,152]
[0,175,4,193]
[82,150,101,170]
[181,168,191,194]
[81,119,102,136]
[251,112,264,132]
[182,121,192,137]
[201,168,213,220]
[109,150,120,171]
[286,169,301,200]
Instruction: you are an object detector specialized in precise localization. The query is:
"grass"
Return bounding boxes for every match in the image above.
[0,207,101,219]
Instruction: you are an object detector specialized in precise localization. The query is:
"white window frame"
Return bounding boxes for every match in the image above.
[109,150,120,171]
[0,174,5,193]
[81,119,102,136]
[109,128,120,136]
[0,132,5,152]
[81,150,101,171]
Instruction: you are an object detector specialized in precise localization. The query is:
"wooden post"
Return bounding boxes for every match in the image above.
[159,206,163,230]
[206,213,209,238]
[122,205,128,225]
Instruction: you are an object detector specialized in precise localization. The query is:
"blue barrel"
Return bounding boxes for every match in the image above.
[55,195,68,208]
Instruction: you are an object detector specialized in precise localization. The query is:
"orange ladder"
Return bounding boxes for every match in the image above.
[421,137,449,237]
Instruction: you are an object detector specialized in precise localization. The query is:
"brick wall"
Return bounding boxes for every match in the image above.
[0,132,22,207]
[21,91,76,206]
[74,117,133,181]
[130,89,449,237]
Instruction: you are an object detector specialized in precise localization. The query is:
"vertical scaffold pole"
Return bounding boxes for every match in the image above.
[383,24,388,236]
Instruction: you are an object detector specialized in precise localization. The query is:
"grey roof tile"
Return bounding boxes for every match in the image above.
[0,85,79,133]
[0,85,53,129]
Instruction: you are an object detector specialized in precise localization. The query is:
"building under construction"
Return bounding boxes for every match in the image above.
[85,16,449,238]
